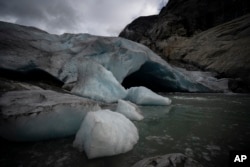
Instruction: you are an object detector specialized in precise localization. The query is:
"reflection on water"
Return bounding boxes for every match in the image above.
[1,93,250,167]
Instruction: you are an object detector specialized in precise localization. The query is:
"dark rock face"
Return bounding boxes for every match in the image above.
[119,15,158,42]
[161,0,250,34]
[120,0,250,41]
[119,0,250,92]
[163,15,250,92]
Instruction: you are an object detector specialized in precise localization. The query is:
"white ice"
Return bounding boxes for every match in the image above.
[126,86,172,105]
[116,99,144,121]
[73,109,139,159]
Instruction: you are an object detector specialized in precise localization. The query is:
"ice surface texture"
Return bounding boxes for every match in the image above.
[73,110,139,159]
[0,90,101,141]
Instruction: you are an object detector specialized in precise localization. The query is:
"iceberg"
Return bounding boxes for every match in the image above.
[0,90,101,141]
[73,110,139,159]
[116,99,143,121]
[126,86,172,105]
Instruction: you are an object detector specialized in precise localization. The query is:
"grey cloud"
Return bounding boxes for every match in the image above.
[0,0,168,36]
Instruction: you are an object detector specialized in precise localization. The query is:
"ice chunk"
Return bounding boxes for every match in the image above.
[116,99,143,121]
[127,86,171,105]
[0,90,101,141]
[73,110,139,159]
[70,59,127,103]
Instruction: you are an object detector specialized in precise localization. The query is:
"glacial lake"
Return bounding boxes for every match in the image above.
[1,93,250,167]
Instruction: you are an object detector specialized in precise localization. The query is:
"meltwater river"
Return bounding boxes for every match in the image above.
[1,93,250,167]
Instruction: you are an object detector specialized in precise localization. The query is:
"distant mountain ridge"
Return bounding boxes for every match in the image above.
[120,0,250,40]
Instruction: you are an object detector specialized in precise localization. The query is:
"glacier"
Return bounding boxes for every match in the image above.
[73,110,139,159]
[0,21,232,162]
[0,90,101,141]
[116,99,144,121]
[0,22,229,105]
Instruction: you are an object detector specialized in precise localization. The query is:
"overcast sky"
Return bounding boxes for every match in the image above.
[0,0,168,36]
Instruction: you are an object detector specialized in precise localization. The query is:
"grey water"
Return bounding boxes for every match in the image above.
[1,93,250,167]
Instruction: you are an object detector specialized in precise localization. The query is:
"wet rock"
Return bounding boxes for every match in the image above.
[131,153,203,167]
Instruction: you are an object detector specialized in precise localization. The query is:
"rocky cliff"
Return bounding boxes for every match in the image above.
[119,0,250,92]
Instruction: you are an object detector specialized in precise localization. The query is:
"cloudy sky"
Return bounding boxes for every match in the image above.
[0,0,168,36]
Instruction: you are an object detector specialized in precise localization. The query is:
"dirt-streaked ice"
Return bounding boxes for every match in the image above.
[0,90,101,141]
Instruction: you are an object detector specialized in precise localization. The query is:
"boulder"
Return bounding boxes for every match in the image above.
[131,153,203,167]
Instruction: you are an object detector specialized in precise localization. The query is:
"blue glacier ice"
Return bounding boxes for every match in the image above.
[70,59,127,103]
[126,86,172,106]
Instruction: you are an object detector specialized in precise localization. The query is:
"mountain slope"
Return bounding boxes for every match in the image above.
[119,0,250,92]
